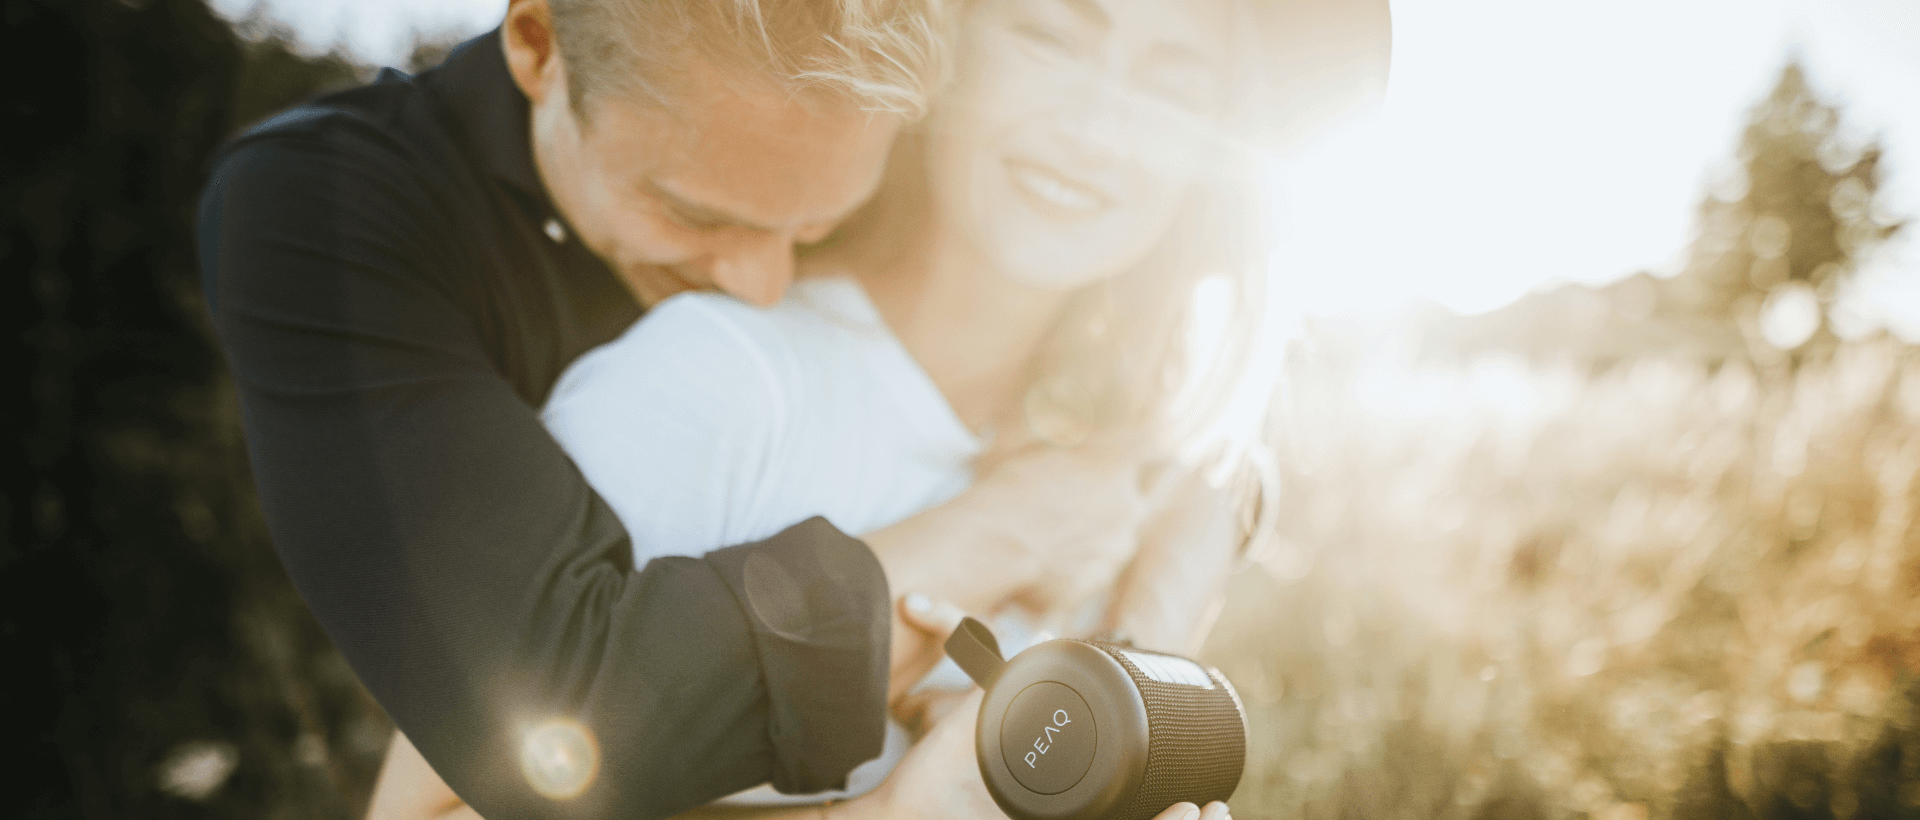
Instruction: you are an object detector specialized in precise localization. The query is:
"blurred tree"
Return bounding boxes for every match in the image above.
[1416,61,1906,368]
[4,1,389,817]
[225,14,365,134]
[406,32,471,76]
[1671,61,1905,361]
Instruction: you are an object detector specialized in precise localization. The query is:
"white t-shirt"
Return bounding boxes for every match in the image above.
[539,276,982,803]
[543,276,984,556]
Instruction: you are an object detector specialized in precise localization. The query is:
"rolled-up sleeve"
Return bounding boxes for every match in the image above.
[703,518,891,793]
[197,123,888,820]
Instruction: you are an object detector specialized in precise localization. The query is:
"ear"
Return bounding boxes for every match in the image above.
[502,0,564,107]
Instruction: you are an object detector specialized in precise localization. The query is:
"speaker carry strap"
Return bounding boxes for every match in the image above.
[944,616,1007,690]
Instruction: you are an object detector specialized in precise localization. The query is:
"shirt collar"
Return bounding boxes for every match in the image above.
[425,28,549,202]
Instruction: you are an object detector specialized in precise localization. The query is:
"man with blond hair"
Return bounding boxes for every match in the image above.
[198,1,949,817]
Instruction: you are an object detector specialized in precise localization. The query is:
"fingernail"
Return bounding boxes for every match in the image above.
[904,592,932,614]
[1182,810,1200,820]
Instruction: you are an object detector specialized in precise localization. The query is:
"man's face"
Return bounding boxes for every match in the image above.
[530,59,902,307]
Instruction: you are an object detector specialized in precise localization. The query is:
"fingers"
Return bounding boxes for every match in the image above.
[1150,803,1200,820]
[900,591,968,636]
[891,688,974,735]
[889,593,965,703]
[1146,800,1230,820]
[918,689,984,748]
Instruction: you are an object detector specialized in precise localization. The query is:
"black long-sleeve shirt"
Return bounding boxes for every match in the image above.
[196,30,889,820]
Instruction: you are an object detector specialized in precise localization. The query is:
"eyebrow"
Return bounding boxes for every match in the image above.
[643,179,777,233]
[1051,0,1110,30]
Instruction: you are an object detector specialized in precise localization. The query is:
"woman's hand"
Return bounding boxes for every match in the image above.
[835,689,1000,820]
[1155,802,1232,820]
[1100,467,1244,655]
[975,443,1159,614]
[876,441,1153,607]
[838,689,1230,820]
[855,603,1234,820]
[866,441,1156,701]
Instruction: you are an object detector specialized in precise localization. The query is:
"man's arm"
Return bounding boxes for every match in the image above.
[198,125,887,820]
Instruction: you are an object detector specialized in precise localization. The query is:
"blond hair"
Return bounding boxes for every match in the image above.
[549,0,949,119]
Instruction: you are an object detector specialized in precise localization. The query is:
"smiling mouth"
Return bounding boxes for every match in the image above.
[1005,158,1111,217]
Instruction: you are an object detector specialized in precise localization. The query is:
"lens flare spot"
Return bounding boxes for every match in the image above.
[1760,282,1821,351]
[521,718,599,800]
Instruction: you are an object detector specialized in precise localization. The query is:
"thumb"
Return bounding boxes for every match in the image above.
[899,591,968,637]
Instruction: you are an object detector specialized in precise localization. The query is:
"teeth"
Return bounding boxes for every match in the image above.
[1009,161,1105,213]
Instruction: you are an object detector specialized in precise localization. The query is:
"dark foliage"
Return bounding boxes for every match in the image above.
[4,1,388,816]
[225,16,365,135]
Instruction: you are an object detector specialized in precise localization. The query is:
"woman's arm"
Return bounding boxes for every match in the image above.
[1101,469,1245,655]
[870,450,1246,699]
[365,731,478,820]
[863,442,1156,702]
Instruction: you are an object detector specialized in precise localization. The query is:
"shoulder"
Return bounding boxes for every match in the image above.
[202,63,483,246]
[206,86,448,229]
[223,65,445,165]
[538,295,804,555]
[566,293,796,382]
[198,77,475,313]
[542,293,800,433]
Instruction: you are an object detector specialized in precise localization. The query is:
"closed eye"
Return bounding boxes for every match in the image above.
[663,205,727,233]
[642,178,772,235]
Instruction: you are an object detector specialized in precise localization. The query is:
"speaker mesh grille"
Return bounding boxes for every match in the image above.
[1094,644,1246,820]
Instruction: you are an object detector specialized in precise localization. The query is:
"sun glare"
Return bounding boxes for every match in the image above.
[520,717,599,800]
[1259,0,1916,325]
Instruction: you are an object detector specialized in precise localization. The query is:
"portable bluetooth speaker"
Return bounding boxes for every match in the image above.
[944,617,1247,820]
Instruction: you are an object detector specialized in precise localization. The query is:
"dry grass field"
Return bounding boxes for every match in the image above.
[1203,338,1920,820]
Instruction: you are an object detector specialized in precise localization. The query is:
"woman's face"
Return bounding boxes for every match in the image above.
[927,0,1228,290]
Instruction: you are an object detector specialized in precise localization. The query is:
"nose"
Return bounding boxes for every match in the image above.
[1053,75,1133,165]
[707,230,797,308]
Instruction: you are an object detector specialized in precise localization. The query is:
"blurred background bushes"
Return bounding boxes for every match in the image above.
[3,0,1914,818]
[5,0,443,816]
[1208,343,1920,820]
[1204,61,1916,820]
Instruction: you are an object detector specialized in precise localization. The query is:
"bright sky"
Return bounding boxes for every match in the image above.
[1267,0,1920,334]
[215,0,1920,334]
[211,0,507,63]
